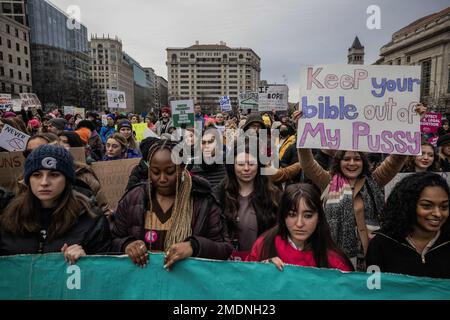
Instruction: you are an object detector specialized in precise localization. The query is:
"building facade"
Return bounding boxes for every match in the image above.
[123,53,154,114]
[156,75,168,110]
[348,36,364,65]
[166,41,261,114]
[0,0,28,26]
[0,14,32,95]
[89,35,134,111]
[376,6,450,113]
[26,0,90,108]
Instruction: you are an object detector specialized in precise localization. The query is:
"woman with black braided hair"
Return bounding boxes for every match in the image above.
[366,172,450,278]
[111,139,232,269]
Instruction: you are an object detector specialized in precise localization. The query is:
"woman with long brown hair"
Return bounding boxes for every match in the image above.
[0,145,111,263]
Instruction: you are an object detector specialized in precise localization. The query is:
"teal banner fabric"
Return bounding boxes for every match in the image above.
[0,253,449,300]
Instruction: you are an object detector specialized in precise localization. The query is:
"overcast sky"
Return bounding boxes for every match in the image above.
[51,0,450,103]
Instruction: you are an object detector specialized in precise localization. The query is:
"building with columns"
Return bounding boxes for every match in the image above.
[375,6,450,113]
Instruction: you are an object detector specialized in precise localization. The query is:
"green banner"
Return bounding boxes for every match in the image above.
[0,253,449,300]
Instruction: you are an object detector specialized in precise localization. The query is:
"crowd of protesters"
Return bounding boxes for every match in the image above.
[0,101,449,280]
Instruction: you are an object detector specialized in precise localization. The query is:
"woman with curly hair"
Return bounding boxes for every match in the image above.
[366,172,450,278]
[213,139,281,260]
[402,140,440,172]
[247,183,353,272]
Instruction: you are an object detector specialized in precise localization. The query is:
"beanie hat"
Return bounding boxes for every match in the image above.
[139,137,159,161]
[76,119,96,132]
[242,114,266,131]
[48,118,67,131]
[107,114,116,121]
[117,120,132,131]
[437,133,450,147]
[161,107,171,116]
[2,111,16,119]
[24,144,75,185]
[75,127,91,145]
[28,119,41,129]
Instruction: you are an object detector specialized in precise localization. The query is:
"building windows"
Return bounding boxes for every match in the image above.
[406,56,411,63]
[23,32,27,41]
[0,67,4,76]
[0,51,2,61]
[16,43,20,52]
[17,57,21,66]
[7,39,11,49]
[26,73,30,82]
[18,71,22,80]
[9,69,14,78]
[6,24,10,34]
[25,60,28,68]
[8,54,12,63]
[24,46,27,55]
[420,59,431,97]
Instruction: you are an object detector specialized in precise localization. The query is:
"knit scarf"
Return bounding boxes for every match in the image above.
[323,173,384,258]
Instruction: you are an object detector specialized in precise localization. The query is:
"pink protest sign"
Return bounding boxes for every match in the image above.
[420,112,442,134]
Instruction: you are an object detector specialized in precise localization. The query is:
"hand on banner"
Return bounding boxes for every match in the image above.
[415,103,427,120]
[163,241,193,271]
[262,257,285,271]
[61,243,86,265]
[292,110,303,128]
[125,240,148,268]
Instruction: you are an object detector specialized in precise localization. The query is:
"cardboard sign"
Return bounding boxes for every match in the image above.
[0,124,30,152]
[107,90,127,109]
[91,158,141,210]
[258,85,288,112]
[0,151,25,192]
[19,93,41,109]
[69,147,86,163]
[0,94,12,110]
[171,100,195,128]
[385,172,450,200]
[239,92,258,111]
[297,65,422,155]
[219,96,232,112]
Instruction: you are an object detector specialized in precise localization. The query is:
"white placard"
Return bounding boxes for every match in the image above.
[297,64,422,155]
[220,96,232,112]
[107,90,127,109]
[0,94,12,110]
[258,85,288,112]
[0,124,30,152]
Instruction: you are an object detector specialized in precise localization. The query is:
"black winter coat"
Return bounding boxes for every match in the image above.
[0,208,111,256]
[366,232,450,279]
[126,159,148,191]
[111,176,233,260]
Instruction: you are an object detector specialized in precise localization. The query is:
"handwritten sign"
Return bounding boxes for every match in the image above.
[91,158,141,210]
[239,92,258,111]
[420,112,442,146]
[107,90,127,109]
[0,124,30,152]
[171,100,194,128]
[297,65,422,155]
[258,85,288,112]
[0,94,12,110]
[0,151,25,192]
[220,96,232,112]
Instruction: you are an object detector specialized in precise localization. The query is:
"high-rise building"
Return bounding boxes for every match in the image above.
[0,14,32,94]
[166,41,261,114]
[348,36,364,65]
[26,0,90,108]
[155,75,168,110]
[123,53,154,114]
[375,6,450,113]
[89,35,134,111]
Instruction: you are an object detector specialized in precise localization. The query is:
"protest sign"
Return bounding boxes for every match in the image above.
[0,151,25,192]
[420,112,442,146]
[239,92,258,112]
[132,123,147,142]
[171,100,194,128]
[0,124,30,152]
[107,90,127,109]
[297,65,422,155]
[1,253,449,300]
[91,158,141,210]
[101,115,108,126]
[219,96,232,112]
[19,93,41,109]
[385,172,450,200]
[69,147,86,163]
[0,94,12,110]
[258,85,288,112]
